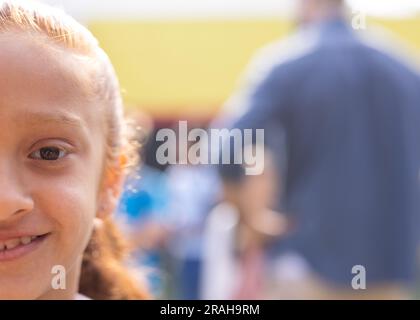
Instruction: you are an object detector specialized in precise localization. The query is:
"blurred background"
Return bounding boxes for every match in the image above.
[39,0,420,121]
[40,0,420,299]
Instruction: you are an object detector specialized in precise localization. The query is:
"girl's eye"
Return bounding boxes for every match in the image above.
[29,147,67,161]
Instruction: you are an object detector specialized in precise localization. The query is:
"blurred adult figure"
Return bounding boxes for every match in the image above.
[224,0,420,299]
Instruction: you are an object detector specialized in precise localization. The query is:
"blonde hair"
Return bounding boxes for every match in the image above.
[0,0,148,299]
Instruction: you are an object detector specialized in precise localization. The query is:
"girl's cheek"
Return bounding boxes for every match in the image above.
[28,160,99,233]
[33,178,97,265]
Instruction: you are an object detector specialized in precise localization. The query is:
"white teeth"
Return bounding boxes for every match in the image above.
[0,236,39,252]
[20,237,32,245]
[4,238,21,250]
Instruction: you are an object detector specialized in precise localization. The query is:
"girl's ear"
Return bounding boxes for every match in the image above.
[97,155,127,220]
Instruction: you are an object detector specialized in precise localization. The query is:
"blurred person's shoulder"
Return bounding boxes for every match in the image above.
[219,28,322,122]
[205,202,239,233]
[245,27,322,84]
[355,25,420,77]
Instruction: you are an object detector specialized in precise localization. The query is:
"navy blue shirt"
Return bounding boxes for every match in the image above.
[231,19,420,286]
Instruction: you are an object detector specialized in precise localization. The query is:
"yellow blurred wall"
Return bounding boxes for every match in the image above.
[89,17,420,119]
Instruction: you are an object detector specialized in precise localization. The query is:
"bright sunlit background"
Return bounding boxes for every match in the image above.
[40,0,420,120]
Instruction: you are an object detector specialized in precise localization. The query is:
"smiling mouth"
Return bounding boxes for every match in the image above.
[0,233,50,262]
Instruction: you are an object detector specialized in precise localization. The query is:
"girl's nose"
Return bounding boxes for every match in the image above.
[0,167,34,222]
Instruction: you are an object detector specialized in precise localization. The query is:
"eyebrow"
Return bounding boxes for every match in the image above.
[16,111,85,128]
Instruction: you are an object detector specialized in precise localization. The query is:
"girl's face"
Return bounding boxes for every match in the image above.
[0,33,110,299]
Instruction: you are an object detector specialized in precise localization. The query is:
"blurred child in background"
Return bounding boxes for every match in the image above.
[201,147,288,299]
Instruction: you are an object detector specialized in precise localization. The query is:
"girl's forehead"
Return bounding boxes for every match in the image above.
[0,32,101,128]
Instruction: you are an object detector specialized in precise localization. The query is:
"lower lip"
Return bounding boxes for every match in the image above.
[0,234,50,262]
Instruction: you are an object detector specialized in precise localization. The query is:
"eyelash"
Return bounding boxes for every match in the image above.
[28,146,69,161]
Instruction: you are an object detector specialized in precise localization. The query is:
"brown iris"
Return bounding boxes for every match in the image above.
[39,147,61,161]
